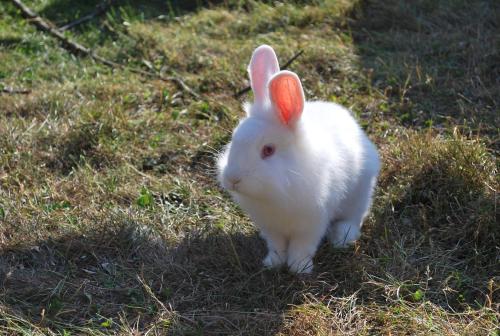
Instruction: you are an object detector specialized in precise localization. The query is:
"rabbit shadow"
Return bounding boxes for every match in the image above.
[1,167,495,334]
[0,218,367,334]
[6,149,495,333]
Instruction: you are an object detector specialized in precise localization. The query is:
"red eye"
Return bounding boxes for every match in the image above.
[261,144,275,159]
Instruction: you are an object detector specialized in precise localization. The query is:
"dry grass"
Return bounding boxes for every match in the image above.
[0,0,498,335]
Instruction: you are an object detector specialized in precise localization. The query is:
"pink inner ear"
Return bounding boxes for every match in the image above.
[269,73,304,126]
[249,46,279,104]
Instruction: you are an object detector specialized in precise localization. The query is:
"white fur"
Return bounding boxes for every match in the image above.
[217,46,380,274]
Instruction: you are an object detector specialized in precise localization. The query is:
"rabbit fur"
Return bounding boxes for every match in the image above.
[217,45,380,273]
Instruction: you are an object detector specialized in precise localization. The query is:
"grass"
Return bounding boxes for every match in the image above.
[0,0,498,334]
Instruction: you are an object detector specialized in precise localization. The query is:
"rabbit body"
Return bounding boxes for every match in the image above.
[217,46,380,273]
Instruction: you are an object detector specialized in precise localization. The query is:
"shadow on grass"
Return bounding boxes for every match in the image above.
[3,0,227,53]
[363,135,499,311]
[0,37,23,48]
[0,210,374,334]
[1,155,497,333]
[36,0,226,27]
[0,223,260,333]
[347,0,499,138]
[0,221,304,333]
[1,133,498,334]
[338,0,499,309]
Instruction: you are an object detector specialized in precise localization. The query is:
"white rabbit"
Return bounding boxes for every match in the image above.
[217,45,380,274]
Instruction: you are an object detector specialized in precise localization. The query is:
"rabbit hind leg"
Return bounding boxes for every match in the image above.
[328,174,377,248]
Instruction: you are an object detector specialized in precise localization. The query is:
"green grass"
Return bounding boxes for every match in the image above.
[0,0,498,335]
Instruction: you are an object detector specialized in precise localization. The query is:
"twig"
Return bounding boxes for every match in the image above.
[11,0,92,56]
[281,49,305,70]
[59,1,113,31]
[1,86,31,94]
[10,0,200,99]
[234,49,304,98]
[136,275,167,311]
[115,66,200,99]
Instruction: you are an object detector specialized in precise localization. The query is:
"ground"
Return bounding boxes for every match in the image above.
[0,0,498,335]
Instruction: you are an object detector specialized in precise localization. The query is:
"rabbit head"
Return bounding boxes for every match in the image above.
[218,45,308,202]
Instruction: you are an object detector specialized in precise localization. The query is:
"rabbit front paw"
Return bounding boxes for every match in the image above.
[263,250,285,268]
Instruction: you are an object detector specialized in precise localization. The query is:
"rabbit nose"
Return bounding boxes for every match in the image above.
[228,176,242,186]
[225,172,242,189]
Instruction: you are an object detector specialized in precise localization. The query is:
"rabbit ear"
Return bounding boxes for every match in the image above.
[268,71,304,127]
[248,45,279,105]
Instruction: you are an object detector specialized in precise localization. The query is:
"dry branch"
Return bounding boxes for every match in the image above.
[12,0,92,56]
[59,1,114,31]
[11,0,200,99]
[234,49,304,98]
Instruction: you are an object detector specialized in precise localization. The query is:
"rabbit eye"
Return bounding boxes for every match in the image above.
[261,144,275,159]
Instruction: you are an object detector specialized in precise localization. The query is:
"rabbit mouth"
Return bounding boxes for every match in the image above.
[223,178,242,193]
[226,181,252,196]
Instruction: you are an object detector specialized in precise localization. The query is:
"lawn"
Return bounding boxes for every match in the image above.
[0,0,498,335]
